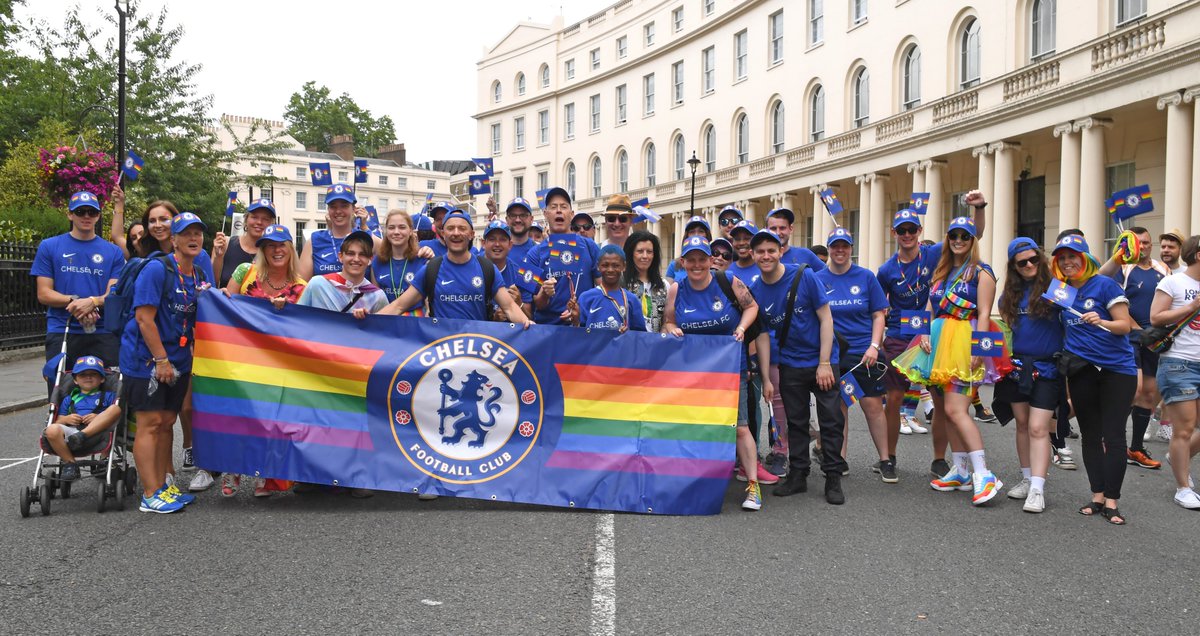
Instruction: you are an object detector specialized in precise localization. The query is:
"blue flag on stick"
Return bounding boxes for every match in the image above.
[354,159,369,184]
[365,205,381,237]
[469,174,492,196]
[819,188,844,215]
[838,371,864,407]
[1041,279,1078,311]
[472,157,495,176]
[225,191,237,217]
[899,310,930,336]
[1107,184,1153,223]
[971,331,1005,357]
[309,162,332,186]
[514,262,545,295]
[121,150,144,180]
[535,188,551,210]
[909,192,930,215]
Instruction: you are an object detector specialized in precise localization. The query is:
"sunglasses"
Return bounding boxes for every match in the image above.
[718,216,743,227]
[72,208,101,218]
[894,226,919,236]
[571,223,594,232]
[947,231,973,242]
[605,214,631,224]
[1016,255,1040,268]
[713,250,733,260]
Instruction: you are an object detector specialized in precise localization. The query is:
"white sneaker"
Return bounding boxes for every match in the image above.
[1023,489,1046,513]
[1157,423,1174,442]
[1008,477,1031,499]
[1057,446,1073,457]
[900,417,915,435]
[188,470,214,492]
[1144,421,1156,442]
[1174,487,1200,510]
[910,421,929,434]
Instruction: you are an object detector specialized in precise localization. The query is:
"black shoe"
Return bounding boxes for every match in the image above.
[773,472,807,496]
[880,460,898,484]
[66,431,87,451]
[930,459,951,478]
[765,452,788,477]
[60,462,80,482]
[870,460,883,474]
[824,473,846,505]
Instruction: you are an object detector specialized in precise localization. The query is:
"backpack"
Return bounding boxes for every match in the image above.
[103,252,207,334]
[421,254,497,319]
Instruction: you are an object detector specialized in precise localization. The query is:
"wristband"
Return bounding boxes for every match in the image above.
[972,203,987,209]
[153,357,169,364]
[870,342,881,351]
[819,361,831,366]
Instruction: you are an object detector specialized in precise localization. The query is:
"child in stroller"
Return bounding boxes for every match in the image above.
[40,356,121,481]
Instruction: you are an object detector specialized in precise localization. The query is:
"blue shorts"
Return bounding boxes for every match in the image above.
[1157,357,1200,405]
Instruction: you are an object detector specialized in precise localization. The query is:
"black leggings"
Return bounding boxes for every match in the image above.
[1067,364,1137,500]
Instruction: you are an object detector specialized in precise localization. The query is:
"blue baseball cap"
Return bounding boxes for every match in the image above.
[341,230,375,253]
[543,186,572,207]
[443,211,473,227]
[484,220,511,238]
[506,197,533,214]
[711,237,734,254]
[681,235,712,257]
[530,220,544,231]
[68,191,101,212]
[729,219,758,237]
[767,208,795,224]
[411,214,435,232]
[71,355,105,376]
[947,216,978,238]
[827,227,854,246]
[257,224,294,246]
[684,215,712,236]
[1007,237,1039,260]
[429,200,454,214]
[572,210,594,223]
[171,212,206,234]
[246,198,277,217]
[893,209,922,228]
[325,183,356,205]
[1052,234,1090,255]
[750,229,783,248]
[718,205,743,221]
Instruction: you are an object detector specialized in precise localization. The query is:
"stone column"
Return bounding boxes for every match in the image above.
[779,193,797,247]
[673,211,684,260]
[1188,87,1200,235]
[742,200,759,228]
[907,161,925,206]
[596,213,608,243]
[990,141,1020,291]
[856,175,873,265]
[1076,117,1113,247]
[1053,123,1081,235]
[972,146,996,264]
[924,160,946,239]
[1159,92,1193,235]
[867,174,888,269]
[811,186,828,246]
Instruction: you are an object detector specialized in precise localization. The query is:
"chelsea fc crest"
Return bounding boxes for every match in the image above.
[560,250,575,265]
[471,276,483,288]
[712,299,724,312]
[1083,298,1096,310]
[388,334,542,484]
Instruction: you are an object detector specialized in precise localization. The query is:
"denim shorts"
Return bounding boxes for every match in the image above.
[1157,357,1200,405]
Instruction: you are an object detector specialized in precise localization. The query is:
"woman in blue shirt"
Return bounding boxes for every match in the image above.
[663,236,770,512]
[995,238,1063,513]
[1051,235,1136,524]
[371,209,427,313]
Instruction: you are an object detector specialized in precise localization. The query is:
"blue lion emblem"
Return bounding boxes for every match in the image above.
[437,369,503,448]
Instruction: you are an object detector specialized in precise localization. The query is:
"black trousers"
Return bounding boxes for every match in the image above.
[1067,364,1137,500]
[779,364,847,476]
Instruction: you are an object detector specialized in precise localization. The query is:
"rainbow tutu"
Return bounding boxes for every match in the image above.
[891,317,1011,388]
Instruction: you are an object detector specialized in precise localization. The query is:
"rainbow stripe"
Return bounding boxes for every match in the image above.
[191,321,385,451]
[545,363,737,479]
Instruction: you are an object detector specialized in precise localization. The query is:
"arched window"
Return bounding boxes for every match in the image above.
[492,81,502,103]
[566,161,576,199]
[645,143,656,187]
[1031,0,1056,59]
[902,45,921,110]
[770,101,785,154]
[960,18,981,88]
[810,85,825,142]
[735,114,749,164]
[540,64,550,88]
[853,67,870,128]
[591,157,603,198]
[618,150,629,192]
[673,135,686,180]
[703,124,716,172]
[516,72,527,96]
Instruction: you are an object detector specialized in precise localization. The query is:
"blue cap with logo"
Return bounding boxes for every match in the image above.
[256,224,294,246]
[543,186,572,207]
[246,198,277,217]
[411,214,435,232]
[171,211,207,234]
[1007,237,1039,260]
[572,210,594,223]
[68,191,101,212]
[711,237,734,254]
[827,227,854,246]
[443,210,473,226]
[718,205,743,221]
[325,183,357,205]
[506,197,533,214]
[947,216,978,238]
[681,235,712,257]
[684,215,712,236]
[1051,234,1090,255]
[768,208,795,224]
[892,208,922,229]
[71,355,105,376]
[429,200,454,214]
[729,219,758,237]
[750,229,783,248]
[484,220,511,238]
[530,220,544,232]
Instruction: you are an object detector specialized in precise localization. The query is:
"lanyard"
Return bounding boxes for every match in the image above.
[387,257,409,299]
[170,254,196,347]
[601,286,629,331]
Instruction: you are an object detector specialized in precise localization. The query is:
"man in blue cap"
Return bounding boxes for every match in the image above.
[481,220,530,320]
[524,187,601,325]
[726,219,761,285]
[31,190,126,374]
[766,207,826,271]
[212,197,277,288]
[529,220,545,244]
[298,183,379,280]
[487,196,538,265]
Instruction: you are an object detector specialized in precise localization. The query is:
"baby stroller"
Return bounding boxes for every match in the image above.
[19,341,136,517]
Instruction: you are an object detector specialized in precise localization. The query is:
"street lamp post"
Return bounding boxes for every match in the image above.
[115,1,128,164]
[687,151,701,216]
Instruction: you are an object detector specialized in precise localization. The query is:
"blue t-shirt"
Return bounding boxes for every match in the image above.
[419,238,482,260]
[876,243,943,338]
[509,239,536,266]
[816,264,889,357]
[525,236,601,325]
[1010,286,1064,379]
[371,255,427,303]
[726,261,761,286]
[490,261,528,315]
[31,233,126,332]
[779,246,827,271]
[194,249,216,286]
[674,274,744,370]
[309,230,346,276]
[1114,265,1165,329]
[58,388,117,418]
[577,287,647,332]
[119,257,204,379]
[411,256,504,322]
[1061,275,1136,375]
[666,259,684,282]
[929,262,995,319]
[751,264,836,368]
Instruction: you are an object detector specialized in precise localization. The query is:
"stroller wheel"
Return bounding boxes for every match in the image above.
[60,480,72,500]
[38,484,51,516]
[96,480,107,513]
[19,486,31,518]
[113,479,125,510]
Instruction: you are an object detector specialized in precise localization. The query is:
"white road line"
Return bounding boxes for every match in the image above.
[589,512,616,636]
[0,456,40,471]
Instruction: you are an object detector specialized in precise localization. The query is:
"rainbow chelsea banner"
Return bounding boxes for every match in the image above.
[190,293,740,515]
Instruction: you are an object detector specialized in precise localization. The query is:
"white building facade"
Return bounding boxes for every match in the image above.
[475,0,1200,272]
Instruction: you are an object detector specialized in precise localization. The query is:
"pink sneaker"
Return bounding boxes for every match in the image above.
[756,464,780,485]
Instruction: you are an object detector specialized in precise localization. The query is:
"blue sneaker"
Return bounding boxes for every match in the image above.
[164,484,195,505]
[139,489,185,514]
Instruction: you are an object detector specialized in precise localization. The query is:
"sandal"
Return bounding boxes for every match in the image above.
[220,473,239,497]
[1101,507,1127,525]
[1078,501,1104,516]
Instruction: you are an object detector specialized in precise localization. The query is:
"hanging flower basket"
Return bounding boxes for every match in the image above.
[36,145,118,209]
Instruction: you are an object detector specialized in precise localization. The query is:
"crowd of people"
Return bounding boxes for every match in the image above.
[29,180,1200,520]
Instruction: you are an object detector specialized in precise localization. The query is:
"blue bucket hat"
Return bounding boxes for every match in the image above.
[827,227,854,246]
[729,219,758,237]
[68,191,101,212]
[947,216,978,238]
[749,229,783,249]
[171,212,206,234]
[71,355,105,376]
[506,197,533,214]
[246,198,277,217]
[1052,234,1090,255]
[484,220,511,238]
[1007,237,1039,260]
[893,209,922,229]
[681,236,712,257]
[325,183,357,205]
[257,224,294,246]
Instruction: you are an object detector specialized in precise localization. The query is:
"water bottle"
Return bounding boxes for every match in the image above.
[82,310,98,334]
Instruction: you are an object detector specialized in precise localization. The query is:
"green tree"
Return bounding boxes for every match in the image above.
[283,81,397,157]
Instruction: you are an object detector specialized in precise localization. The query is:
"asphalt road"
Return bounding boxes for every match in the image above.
[1,396,1196,635]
